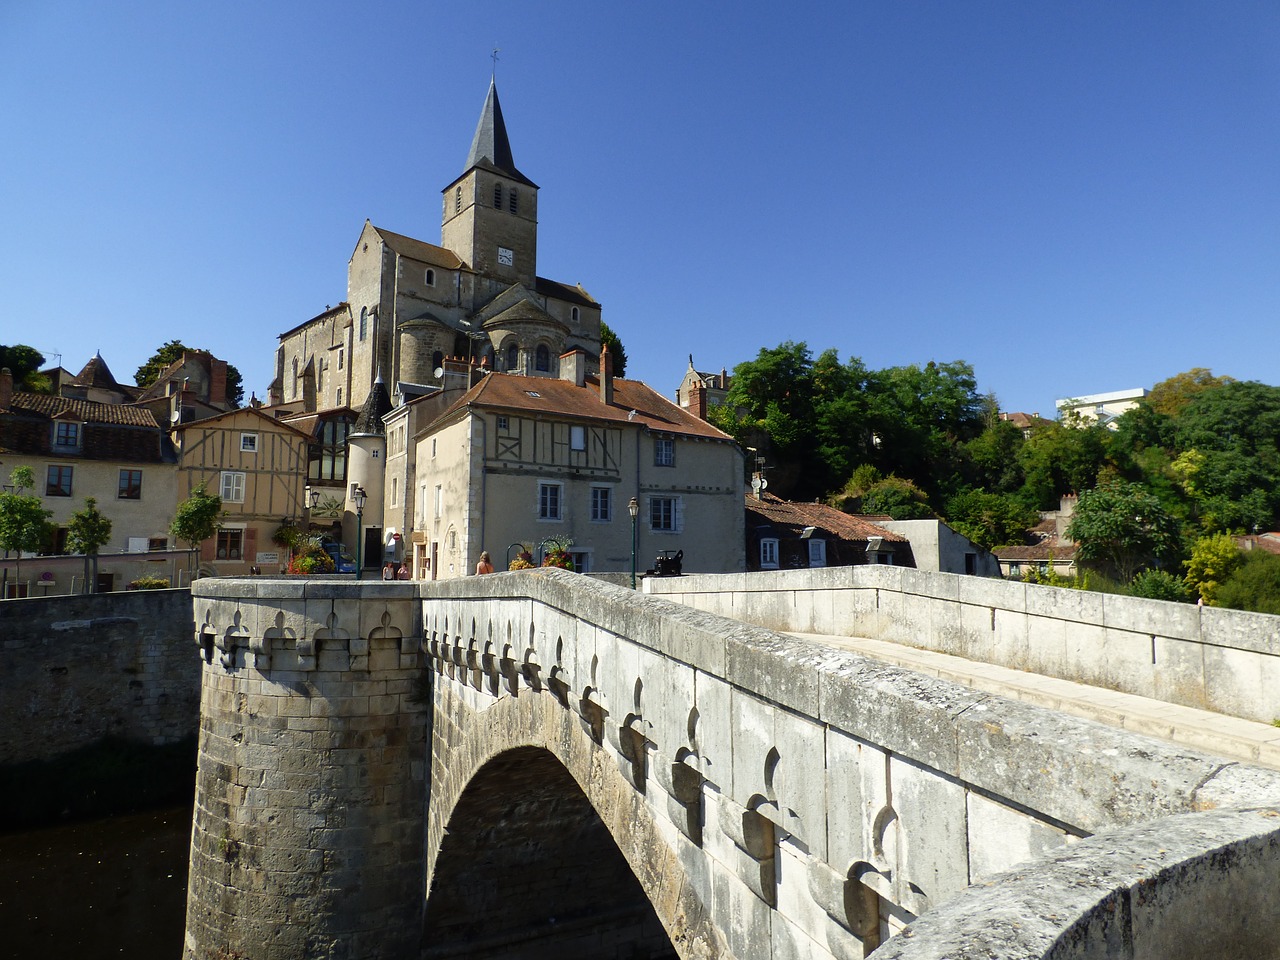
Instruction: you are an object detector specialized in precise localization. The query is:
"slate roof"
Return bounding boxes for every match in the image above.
[431,371,734,442]
[352,376,393,437]
[745,493,908,543]
[461,79,537,188]
[535,277,598,307]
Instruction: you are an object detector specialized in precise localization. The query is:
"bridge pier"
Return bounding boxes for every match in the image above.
[185,580,427,960]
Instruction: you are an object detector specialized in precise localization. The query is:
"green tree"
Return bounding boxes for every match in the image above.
[1183,533,1244,605]
[1215,550,1280,615]
[860,476,934,520]
[0,467,53,592]
[0,344,50,392]
[944,489,1038,550]
[135,340,244,407]
[67,497,114,594]
[1145,368,1235,417]
[170,484,222,576]
[1128,569,1194,603]
[1017,418,1112,511]
[1066,479,1182,583]
[963,420,1027,494]
[599,322,627,378]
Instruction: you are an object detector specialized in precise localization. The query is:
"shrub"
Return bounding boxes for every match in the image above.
[127,576,171,590]
[1215,551,1280,615]
[287,536,335,575]
[1128,569,1194,603]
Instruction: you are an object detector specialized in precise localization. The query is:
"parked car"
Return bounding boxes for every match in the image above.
[323,542,358,574]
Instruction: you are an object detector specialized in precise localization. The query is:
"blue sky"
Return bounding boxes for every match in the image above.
[2,1,1277,417]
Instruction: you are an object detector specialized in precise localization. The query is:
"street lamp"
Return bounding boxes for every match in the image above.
[628,497,639,589]
[306,484,320,510]
[353,486,367,580]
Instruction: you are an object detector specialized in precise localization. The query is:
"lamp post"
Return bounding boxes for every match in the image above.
[353,486,367,580]
[628,497,639,589]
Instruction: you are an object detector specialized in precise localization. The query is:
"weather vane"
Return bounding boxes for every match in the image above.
[491,46,500,79]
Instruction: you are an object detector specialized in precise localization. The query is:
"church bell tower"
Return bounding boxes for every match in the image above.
[441,80,539,288]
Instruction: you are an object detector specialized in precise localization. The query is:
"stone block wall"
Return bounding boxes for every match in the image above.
[0,588,199,765]
[647,566,1280,725]
[184,579,427,960]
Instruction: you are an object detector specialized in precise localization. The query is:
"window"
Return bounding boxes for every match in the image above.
[337,388,342,405]
[571,306,580,323]
[338,349,343,370]
[506,342,519,371]
[391,477,398,506]
[220,471,246,503]
[434,484,443,518]
[425,268,435,286]
[216,529,243,560]
[508,188,518,214]
[494,182,503,208]
[654,436,675,467]
[359,307,368,341]
[46,465,73,497]
[118,469,142,500]
[431,438,437,458]
[148,537,168,552]
[538,482,562,521]
[760,538,779,569]
[497,415,509,431]
[310,418,350,481]
[432,350,444,373]
[455,186,462,213]
[569,551,590,573]
[590,487,612,522]
[808,539,827,568]
[54,422,80,449]
[650,496,681,533]
[240,433,258,453]
[535,344,550,372]
[570,425,586,451]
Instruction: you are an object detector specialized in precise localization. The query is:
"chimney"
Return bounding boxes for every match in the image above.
[209,358,228,406]
[560,348,588,387]
[599,344,613,405]
[0,367,12,411]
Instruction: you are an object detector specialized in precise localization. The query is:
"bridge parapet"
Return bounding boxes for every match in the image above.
[416,570,1280,958]
[647,565,1280,728]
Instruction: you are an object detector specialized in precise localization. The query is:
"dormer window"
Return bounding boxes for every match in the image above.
[493,182,503,208]
[54,421,80,449]
[508,188,518,214]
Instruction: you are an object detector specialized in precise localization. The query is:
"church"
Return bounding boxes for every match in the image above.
[273,79,604,415]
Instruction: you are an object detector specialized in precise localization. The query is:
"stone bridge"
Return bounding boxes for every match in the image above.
[184,568,1280,960]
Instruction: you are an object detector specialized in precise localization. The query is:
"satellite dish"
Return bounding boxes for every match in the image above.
[433,367,444,379]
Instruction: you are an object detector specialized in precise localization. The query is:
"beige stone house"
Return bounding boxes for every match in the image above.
[274,78,603,416]
[173,408,311,575]
[404,349,745,580]
[0,368,179,593]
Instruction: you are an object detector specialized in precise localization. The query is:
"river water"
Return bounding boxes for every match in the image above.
[0,805,191,960]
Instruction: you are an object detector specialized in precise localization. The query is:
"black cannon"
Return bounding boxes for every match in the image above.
[651,549,683,577]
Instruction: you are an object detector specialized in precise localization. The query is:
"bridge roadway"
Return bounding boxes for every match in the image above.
[787,631,1280,770]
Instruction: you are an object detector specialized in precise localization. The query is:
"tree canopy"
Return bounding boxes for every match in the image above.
[0,344,51,392]
[600,322,627,378]
[1065,479,1182,583]
[171,484,222,556]
[0,468,53,581]
[135,340,244,407]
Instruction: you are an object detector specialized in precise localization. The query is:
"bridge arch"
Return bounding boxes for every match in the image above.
[423,685,727,959]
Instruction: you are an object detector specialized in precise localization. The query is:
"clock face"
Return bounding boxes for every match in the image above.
[498,246,514,266]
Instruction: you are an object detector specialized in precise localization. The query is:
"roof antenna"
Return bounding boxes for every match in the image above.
[491,45,500,80]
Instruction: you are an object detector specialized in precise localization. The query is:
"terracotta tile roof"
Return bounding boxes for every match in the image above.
[992,543,1079,561]
[432,371,735,441]
[745,493,907,542]
[174,405,313,440]
[5,392,159,427]
[0,392,167,462]
[373,227,465,270]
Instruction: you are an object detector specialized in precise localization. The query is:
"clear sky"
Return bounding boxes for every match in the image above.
[2,1,1277,417]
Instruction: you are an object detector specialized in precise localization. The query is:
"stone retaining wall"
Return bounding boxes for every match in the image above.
[0,588,198,765]
[647,565,1280,724]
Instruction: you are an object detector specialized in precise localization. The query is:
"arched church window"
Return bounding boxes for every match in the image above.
[432,350,444,375]
[571,306,580,323]
[425,269,435,287]
[359,307,367,341]
[493,182,503,208]
[508,188,518,214]
[535,344,550,372]
[506,342,519,372]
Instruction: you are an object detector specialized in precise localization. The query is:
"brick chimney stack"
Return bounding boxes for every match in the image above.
[599,344,614,405]
[209,358,228,407]
[0,367,12,412]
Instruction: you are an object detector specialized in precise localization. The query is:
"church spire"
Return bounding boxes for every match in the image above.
[463,79,536,187]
